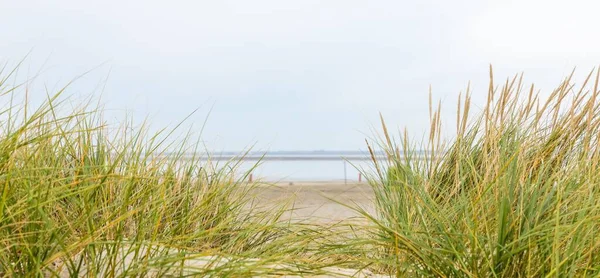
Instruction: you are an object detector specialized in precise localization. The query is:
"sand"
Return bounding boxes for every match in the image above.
[49,182,383,277]
[251,181,376,223]
[51,251,388,277]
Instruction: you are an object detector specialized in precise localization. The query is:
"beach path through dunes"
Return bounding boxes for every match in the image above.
[251,182,376,223]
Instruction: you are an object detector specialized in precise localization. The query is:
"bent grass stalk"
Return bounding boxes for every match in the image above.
[4,62,600,277]
[360,67,600,277]
[0,66,360,277]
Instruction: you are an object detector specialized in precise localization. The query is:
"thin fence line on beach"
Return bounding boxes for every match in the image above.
[152,150,433,161]
[150,151,435,184]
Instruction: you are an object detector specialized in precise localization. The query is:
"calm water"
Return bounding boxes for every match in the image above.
[236,160,372,181]
[205,150,398,181]
[166,151,424,182]
[173,150,424,181]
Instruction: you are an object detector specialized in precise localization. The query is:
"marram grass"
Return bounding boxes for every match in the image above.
[3,63,600,278]
[360,68,600,277]
[0,68,360,277]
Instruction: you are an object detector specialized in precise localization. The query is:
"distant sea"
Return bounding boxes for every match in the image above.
[193,150,425,182]
[236,159,371,182]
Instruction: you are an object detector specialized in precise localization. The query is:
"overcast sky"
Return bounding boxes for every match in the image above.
[2,0,600,151]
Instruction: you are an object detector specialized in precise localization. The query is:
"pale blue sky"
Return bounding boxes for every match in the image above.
[2,0,600,151]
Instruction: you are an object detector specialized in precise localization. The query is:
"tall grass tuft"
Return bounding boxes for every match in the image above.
[363,68,600,277]
[0,68,354,277]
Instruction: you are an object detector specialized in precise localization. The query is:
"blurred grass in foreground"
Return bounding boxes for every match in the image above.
[360,67,600,277]
[4,61,600,277]
[0,66,364,277]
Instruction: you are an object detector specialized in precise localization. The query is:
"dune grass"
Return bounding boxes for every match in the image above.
[0,67,365,277]
[4,61,600,277]
[359,67,600,277]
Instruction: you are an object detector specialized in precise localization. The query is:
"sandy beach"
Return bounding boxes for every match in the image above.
[48,182,386,277]
[252,181,376,223]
